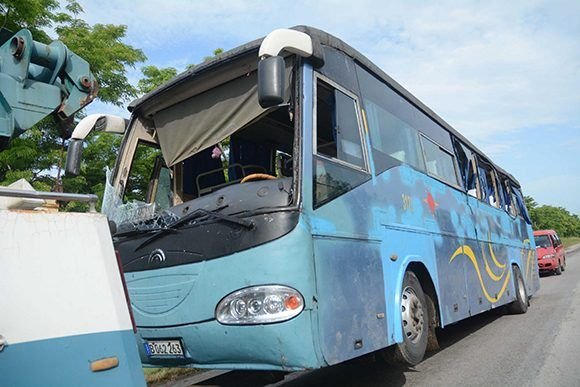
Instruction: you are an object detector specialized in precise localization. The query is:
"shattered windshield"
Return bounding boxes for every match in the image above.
[102,105,296,233]
[101,167,178,230]
[101,60,296,232]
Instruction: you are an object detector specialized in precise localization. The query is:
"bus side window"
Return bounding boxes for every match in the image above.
[124,141,162,204]
[492,172,506,210]
[503,180,517,217]
[453,139,478,197]
[316,78,365,168]
[511,193,520,216]
[420,136,459,186]
[314,77,369,207]
[355,64,425,174]
[477,158,501,208]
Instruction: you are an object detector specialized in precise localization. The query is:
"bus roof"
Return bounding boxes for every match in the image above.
[129,25,520,187]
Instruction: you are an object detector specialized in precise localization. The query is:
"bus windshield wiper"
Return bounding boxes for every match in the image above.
[134,206,254,251]
[194,208,255,229]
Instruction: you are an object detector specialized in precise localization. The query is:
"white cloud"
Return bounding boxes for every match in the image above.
[75,0,579,211]
[77,0,580,143]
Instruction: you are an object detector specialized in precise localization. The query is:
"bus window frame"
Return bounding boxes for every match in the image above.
[475,156,503,210]
[146,155,173,206]
[489,169,502,209]
[122,139,162,205]
[503,179,518,219]
[312,72,370,174]
[114,119,158,200]
[418,133,462,190]
[469,152,482,199]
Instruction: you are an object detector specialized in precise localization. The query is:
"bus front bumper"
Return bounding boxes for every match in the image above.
[136,310,323,371]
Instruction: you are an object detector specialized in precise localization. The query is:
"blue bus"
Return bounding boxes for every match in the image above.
[75,26,539,370]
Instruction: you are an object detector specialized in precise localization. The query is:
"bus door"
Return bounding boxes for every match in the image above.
[308,70,388,365]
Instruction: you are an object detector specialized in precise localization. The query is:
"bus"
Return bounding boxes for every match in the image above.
[70,26,539,370]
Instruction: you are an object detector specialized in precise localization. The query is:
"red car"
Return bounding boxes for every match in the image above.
[534,230,566,275]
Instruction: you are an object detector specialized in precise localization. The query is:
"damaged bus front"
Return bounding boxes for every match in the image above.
[70,29,325,370]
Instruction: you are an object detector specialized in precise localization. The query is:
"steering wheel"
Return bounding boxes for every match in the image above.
[240,173,277,183]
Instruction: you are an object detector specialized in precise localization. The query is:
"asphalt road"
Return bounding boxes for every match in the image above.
[177,245,580,387]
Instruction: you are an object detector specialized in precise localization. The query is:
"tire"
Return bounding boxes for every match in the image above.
[555,264,562,275]
[561,258,566,272]
[508,265,528,314]
[385,271,429,366]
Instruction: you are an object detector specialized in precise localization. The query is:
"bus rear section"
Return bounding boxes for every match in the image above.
[0,201,145,386]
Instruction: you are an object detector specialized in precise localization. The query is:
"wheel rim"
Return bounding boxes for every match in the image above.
[517,275,526,301]
[401,286,425,343]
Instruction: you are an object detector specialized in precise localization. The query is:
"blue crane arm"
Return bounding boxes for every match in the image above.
[0,28,98,149]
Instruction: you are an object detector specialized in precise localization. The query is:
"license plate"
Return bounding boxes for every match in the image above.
[144,339,184,357]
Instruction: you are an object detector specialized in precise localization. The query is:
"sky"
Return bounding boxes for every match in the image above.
[80,0,580,214]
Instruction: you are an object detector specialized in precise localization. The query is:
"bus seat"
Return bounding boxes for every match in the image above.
[229,136,275,180]
[183,147,225,198]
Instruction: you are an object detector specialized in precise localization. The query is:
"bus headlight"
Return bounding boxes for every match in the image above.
[215,285,304,325]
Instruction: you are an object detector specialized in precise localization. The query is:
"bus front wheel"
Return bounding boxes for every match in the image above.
[385,271,429,366]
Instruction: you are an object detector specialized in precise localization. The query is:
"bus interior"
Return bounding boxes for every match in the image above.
[111,103,297,233]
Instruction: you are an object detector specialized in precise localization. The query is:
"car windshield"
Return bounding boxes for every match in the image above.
[534,235,551,248]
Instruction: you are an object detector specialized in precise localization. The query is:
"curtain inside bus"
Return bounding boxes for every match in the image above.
[152,63,292,168]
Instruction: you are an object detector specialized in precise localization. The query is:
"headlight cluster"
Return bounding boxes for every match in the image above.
[542,254,555,260]
[215,285,304,325]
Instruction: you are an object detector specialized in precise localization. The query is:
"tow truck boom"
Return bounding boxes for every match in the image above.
[0,28,97,149]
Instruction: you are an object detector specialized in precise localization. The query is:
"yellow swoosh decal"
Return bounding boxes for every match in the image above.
[481,245,505,282]
[488,232,506,269]
[450,245,511,303]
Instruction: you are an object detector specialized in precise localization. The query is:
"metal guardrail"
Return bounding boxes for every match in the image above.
[0,187,98,212]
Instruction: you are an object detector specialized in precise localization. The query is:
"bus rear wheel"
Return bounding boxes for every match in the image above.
[385,271,429,366]
[508,265,528,314]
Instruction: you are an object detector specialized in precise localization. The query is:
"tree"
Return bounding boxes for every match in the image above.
[0,0,62,43]
[525,196,580,237]
[524,196,537,212]
[138,66,178,94]
[56,19,146,104]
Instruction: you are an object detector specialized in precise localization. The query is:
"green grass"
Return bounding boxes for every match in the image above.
[143,368,200,386]
[562,237,580,249]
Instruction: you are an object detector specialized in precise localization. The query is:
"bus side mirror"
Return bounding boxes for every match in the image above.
[64,114,127,176]
[258,56,285,108]
[65,139,84,176]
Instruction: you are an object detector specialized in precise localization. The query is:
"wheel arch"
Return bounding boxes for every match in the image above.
[406,262,442,331]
